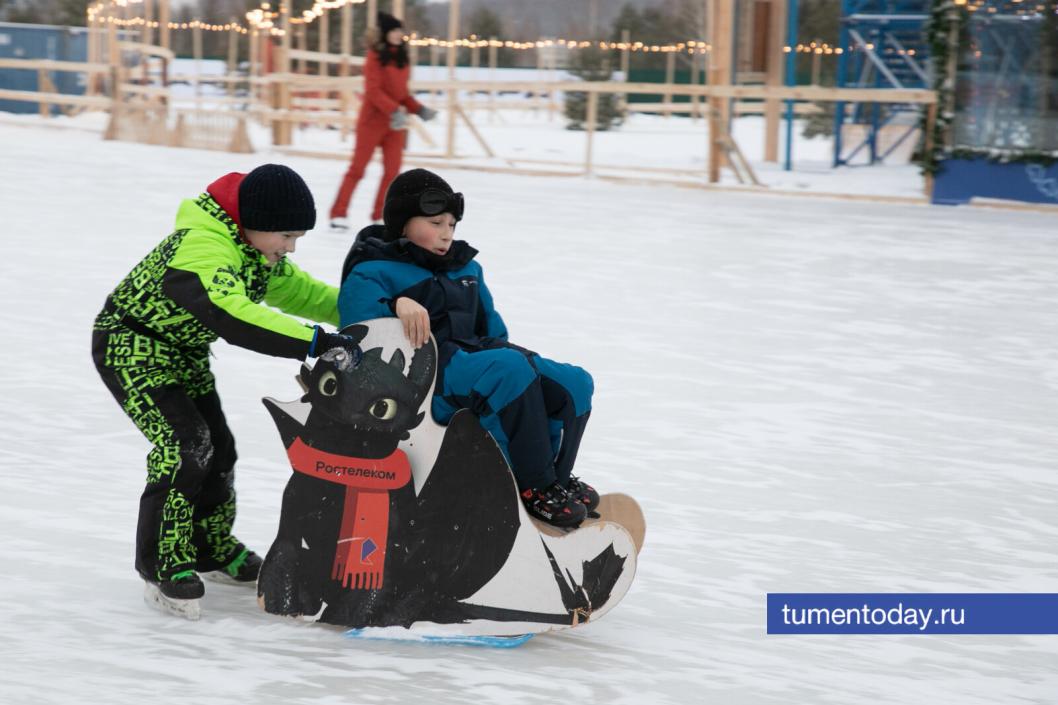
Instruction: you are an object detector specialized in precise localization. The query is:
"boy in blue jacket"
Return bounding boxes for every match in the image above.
[338,169,597,527]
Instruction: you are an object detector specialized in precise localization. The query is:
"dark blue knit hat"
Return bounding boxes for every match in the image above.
[239,164,316,232]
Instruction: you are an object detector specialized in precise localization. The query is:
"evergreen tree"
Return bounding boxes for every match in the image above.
[564,46,624,131]
[466,6,513,67]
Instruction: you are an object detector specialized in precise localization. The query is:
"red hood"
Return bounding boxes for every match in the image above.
[206,172,245,228]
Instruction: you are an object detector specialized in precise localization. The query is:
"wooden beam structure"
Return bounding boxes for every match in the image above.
[764,0,788,162]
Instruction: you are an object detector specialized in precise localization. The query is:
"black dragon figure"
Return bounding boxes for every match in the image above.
[258,324,627,629]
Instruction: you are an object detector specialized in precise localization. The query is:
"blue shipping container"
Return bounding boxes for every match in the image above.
[932,157,1058,207]
[0,21,89,115]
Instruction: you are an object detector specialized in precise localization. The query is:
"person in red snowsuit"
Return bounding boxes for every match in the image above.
[329,12,436,229]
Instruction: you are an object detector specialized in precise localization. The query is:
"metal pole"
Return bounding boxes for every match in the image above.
[783,0,799,171]
[833,0,850,167]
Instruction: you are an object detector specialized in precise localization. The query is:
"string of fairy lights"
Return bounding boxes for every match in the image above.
[85,0,1055,51]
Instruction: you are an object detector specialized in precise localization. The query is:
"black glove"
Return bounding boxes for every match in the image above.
[417,105,438,122]
[310,327,364,362]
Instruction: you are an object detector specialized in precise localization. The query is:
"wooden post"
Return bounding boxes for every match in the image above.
[104,6,122,142]
[108,7,119,67]
[445,0,460,158]
[811,43,822,85]
[86,8,98,98]
[535,44,543,115]
[280,2,292,74]
[368,0,378,29]
[548,48,557,120]
[38,69,49,118]
[193,22,203,102]
[340,0,353,140]
[270,0,294,146]
[691,49,701,120]
[342,1,353,56]
[104,64,123,140]
[764,0,787,162]
[664,50,675,117]
[319,9,329,76]
[226,26,238,97]
[249,28,259,106]
[228,26,239,74]
[488,37,497,121]
[159,0,170,52]
[430,44,441,103]
[469,39,479,117]
[297,24,307,74]
[708,0,735,183]
[393,0,406,18]
[584,90,598,175]
[142,0,154,48]
[621,29,630,111]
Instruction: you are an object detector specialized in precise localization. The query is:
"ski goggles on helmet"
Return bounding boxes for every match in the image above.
[418,188,464,221]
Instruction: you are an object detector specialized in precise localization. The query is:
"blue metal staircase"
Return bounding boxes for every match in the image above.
[833,0,931,166]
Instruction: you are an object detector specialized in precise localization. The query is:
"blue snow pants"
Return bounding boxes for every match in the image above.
[431,348,593,491]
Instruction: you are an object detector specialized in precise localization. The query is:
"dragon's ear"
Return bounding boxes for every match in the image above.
[296,363,311,393]
[337,324,369,346]
[407,340,437,394]
[388,348,405,372]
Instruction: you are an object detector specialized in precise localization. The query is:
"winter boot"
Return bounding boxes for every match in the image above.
[143,571,205,621]
[565,475,600,515]
[521,482,587,529]
[205,548,262,586]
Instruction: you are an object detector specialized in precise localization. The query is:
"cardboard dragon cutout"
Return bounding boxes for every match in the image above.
[257,319,639,638]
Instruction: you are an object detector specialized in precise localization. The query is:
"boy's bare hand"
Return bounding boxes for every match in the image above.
[394,297,430,348]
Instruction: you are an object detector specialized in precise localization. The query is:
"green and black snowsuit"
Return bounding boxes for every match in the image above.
[92,183,339,583]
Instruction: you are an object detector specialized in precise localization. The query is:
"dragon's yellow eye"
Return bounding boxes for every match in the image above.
[369,398,398,420]
[318,371,338,397]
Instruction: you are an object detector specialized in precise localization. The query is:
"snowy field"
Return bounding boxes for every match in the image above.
[1,114,1057,705]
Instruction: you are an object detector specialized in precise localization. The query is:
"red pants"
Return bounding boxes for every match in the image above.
[330,121,406,221]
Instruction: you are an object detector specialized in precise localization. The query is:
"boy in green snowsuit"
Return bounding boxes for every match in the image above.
[92,164,358,607]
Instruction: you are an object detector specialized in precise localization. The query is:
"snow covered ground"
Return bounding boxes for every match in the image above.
[1,114,1057,705]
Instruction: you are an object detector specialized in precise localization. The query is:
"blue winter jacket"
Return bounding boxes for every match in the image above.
[338,225,510,373]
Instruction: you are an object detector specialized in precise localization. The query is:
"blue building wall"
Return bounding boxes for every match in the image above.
[0,22,89,115]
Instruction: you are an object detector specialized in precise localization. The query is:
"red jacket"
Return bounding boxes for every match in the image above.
[359,47,423,129]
